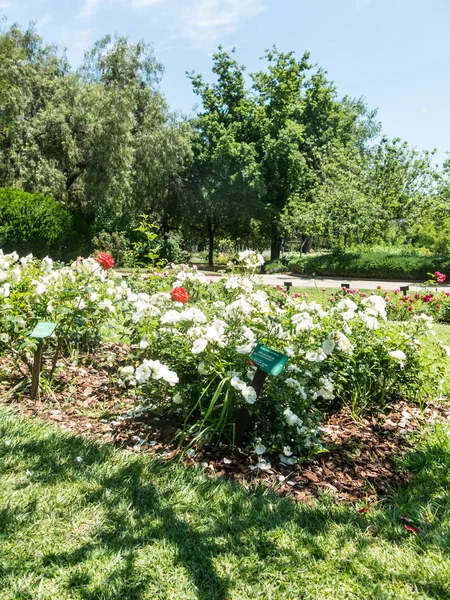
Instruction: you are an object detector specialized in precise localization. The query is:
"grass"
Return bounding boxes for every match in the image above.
[0,406,449,599]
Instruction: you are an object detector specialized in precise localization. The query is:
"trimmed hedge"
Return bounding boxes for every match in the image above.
[0,188,75,260]
[289,250,450,281]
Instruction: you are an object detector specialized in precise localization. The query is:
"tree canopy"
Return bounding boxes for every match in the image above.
[0,18,448,264]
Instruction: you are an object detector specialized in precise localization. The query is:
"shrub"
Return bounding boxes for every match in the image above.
[1,249,448,462]
[0,188,74,260]
[92,231,131,267]
[160,231,191,265]
[264,259,288,274]
[289,250,450,281]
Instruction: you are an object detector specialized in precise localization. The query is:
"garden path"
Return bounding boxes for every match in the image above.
[203,272,450,291]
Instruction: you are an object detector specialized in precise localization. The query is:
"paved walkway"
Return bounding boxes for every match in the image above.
[203,272,450,292]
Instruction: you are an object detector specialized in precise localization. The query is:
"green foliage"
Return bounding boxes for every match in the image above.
[0,22,192,234]
[189,47,380,261]
[289,249,450,280]
[160,230,191,264]
[128,216,165,268]
[0,188,74,259]
[264,259,288,274]
[92,231,131,267]
[1,19,449,265]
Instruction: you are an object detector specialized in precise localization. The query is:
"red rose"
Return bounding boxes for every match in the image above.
[434,271,446,284]
[95,252,115,270]
[171,286,189,304]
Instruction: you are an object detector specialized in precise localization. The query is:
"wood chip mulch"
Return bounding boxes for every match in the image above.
[1,343,449,504]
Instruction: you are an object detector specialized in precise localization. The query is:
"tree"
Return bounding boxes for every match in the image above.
[190,47,381,260]
[365,137,437,241]
[187,48,264,267]
[0,22,192,241]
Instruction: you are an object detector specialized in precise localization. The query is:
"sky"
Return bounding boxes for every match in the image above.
[2,0,449,164]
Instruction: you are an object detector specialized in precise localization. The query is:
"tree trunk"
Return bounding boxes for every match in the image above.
[207,220,214,268]
[303,236,313,253]
[270,240,282,261]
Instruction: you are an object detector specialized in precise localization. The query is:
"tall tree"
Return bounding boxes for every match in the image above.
[190,47,380,260]
[188,48,264,266]
[365,137,437,240]
[0,23,191,235]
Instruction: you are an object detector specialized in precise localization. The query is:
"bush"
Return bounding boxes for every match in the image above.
[160,231,191,265]
[289,250,450,281]
[92,231,131,267]
[0,250,448,459]
[0,188,74,260]
[264,259,289,274]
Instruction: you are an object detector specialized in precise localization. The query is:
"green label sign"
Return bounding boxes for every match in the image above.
[250,343,288,376]
[30,321,57,339]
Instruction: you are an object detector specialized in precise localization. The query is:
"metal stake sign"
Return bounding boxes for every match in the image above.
[234,343,288,443]
[29,322,57,400]
[250,343,288,376]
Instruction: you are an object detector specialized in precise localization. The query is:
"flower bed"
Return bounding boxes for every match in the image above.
[0,249,448,468]
[318,272,450,324]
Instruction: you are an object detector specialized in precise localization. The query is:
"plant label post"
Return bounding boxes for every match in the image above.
[400,285,409,296]
[284,281,293,294]
[234,344,288,443]
[29,322,57,400]
[341,283,350,290]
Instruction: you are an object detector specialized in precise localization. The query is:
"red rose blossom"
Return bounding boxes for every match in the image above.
[95,252,115,270]
[434,271,446,284]
[171,286,189,304]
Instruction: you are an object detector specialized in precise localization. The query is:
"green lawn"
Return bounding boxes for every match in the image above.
[1,407,449,599]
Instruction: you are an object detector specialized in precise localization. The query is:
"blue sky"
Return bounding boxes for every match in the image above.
[3,0,449,164]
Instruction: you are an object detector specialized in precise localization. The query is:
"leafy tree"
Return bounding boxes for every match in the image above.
[365,137,438,241]
[190,47,382,260]
[413,156,450,252]
[0,22,192,243]
[187,48,264,267]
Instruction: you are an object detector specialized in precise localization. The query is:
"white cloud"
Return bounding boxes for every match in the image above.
[79,0,265,45]
[80,0,106,17]
[81,0,160,18]
[355,0,373,8]
[36,13,52,29]
[80,0,125,18]
[132,0,163,8]
[177,0,265,43]
[59,26,95,66]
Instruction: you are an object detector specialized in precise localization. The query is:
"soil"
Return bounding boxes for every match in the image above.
[1,342,449,505]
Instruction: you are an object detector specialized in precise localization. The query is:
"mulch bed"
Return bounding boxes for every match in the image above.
[1,343,449,504]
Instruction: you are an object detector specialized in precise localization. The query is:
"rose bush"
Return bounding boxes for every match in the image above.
[121,258,449,460]
[0,250,132,368]
[0,248,448,466]
[327,271,450,324]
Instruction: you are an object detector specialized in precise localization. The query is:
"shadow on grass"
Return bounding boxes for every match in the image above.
[0,410,449,599]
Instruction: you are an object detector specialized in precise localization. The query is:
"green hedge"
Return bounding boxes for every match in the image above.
[0,188,76,260]
[289,250,450,281]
